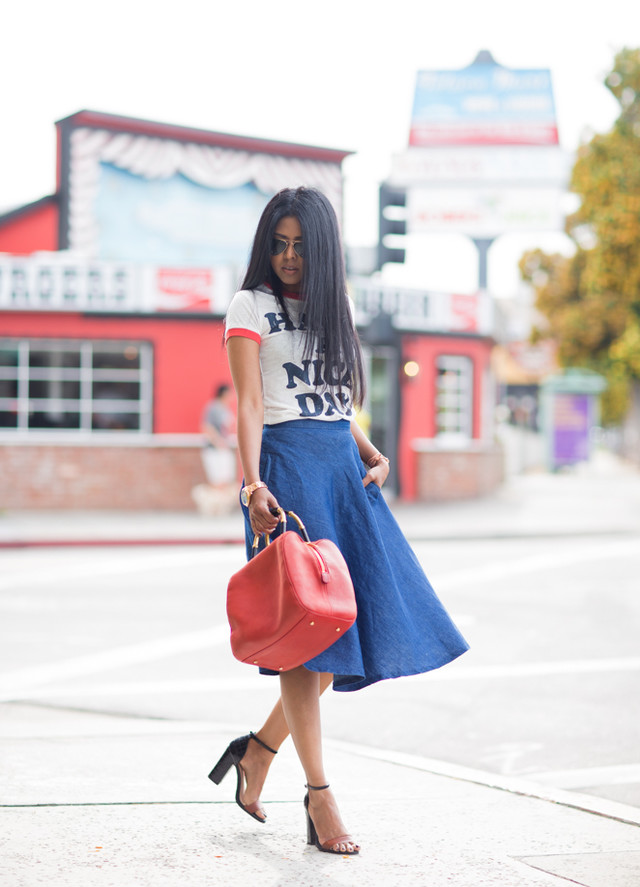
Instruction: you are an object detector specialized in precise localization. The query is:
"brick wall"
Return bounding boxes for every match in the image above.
[414,445,504,502]
[1,443,210,509]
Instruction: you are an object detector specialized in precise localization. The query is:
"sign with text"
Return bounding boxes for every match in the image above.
[156,268,216,312]
[407,186,563,236]
[390,146,569,187]
[350,277,493,336]
[410,64,558,147]
[0,254,234,315]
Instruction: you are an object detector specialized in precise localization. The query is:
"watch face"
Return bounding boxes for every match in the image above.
[241,488,250,507]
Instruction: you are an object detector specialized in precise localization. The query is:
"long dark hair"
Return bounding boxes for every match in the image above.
[241,187,365,408]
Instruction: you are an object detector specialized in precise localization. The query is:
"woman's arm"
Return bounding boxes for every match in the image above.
[350,418,390,489]
[226,336,280,535]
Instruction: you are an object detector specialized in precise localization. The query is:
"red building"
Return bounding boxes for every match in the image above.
[0,110,501,509]
[351,279,501,501]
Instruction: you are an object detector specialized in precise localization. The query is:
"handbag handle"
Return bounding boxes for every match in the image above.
[251,507,286,555]
[250,509,331,584]
[251,508,312,554]
[282,510,311,542]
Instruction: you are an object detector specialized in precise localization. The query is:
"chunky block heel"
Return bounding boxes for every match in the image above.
[305,793,316,845]
[208,736,246,785]
[208,732,277,822]
[208,748,232,784]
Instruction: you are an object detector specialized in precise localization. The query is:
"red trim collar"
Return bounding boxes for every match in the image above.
[261,281,304,301]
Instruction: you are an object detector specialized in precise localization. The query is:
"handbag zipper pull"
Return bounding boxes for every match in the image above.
[307,543,330,583]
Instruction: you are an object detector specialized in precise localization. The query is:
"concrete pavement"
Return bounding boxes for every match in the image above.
[1,450,640,885]
[1,703,640,886]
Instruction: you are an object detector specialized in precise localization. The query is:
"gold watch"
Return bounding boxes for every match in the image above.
[241,481,268,506]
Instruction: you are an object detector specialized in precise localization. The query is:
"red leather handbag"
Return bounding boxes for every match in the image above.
[226,510,357,672]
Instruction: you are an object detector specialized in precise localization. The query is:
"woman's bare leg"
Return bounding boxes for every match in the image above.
[238,672,333,820]
[279,667,358,853]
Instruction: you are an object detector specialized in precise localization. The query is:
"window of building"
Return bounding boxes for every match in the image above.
[435,355,473,444]
[0,339,152,433]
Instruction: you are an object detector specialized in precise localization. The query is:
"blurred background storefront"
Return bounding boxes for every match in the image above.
[0,111,350,509]
[351,278,500,501]
[0,101,507,510]
[2,50,599,510]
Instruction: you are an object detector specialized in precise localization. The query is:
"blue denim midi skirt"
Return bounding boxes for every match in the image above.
[242,419,469,692]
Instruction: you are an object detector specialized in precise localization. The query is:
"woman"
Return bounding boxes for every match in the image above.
[210,187,469,855]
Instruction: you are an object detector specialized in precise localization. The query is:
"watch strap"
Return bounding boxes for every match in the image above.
[242,481,267,504]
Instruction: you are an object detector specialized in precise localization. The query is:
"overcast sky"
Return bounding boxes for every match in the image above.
[2,0,638,296]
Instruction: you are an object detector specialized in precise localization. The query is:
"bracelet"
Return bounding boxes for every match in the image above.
[367,452,390,469]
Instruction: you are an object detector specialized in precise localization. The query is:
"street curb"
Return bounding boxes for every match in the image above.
[1,528,638,549]
[3,714,636,829]
[0,538,245,549]
[326,738,640,829]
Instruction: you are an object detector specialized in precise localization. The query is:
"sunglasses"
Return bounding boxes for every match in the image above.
[271,237,304,258]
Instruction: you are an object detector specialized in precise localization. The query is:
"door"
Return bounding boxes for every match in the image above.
[363,346,399,495]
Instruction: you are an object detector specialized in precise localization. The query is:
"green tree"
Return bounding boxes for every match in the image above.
[520,48,640,424]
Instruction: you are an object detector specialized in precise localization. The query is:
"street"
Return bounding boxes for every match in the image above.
[2,528,639,810]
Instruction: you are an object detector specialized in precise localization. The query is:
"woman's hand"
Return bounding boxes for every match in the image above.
[248,487,282,536]
[362,460,390,490]
[350,420,390,491]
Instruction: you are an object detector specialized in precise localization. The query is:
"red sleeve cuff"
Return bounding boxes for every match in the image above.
[225,327,261,344]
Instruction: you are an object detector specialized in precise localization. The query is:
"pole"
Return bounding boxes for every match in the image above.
[472,237,495,291]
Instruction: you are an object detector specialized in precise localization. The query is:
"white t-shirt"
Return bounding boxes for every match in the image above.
[225,285,354,426]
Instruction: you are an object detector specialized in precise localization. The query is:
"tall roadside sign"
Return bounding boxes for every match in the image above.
[379,51,570,287]
[408,58,559,148]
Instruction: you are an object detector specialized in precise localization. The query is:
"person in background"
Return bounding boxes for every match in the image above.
[193,384,237,514]
[201,383,236,483]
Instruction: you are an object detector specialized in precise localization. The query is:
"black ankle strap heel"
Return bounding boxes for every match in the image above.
[250,731,278,756]
[303,783,360,855]
[208,731,278,824]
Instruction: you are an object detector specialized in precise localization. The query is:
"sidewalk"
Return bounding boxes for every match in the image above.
[2,452,640,885]
[2,450,640,548]
[1,703,640,887]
